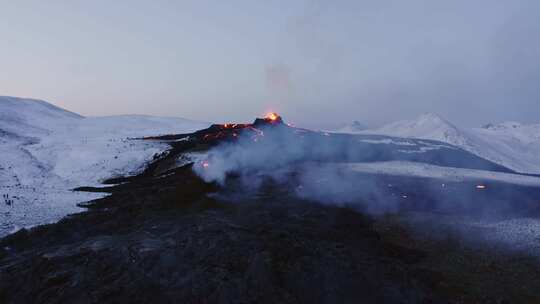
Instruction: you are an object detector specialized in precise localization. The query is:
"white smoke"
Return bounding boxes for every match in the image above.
[192,124,402,214]
[194,126,306,184]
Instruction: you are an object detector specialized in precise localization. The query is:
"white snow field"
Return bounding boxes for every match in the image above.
[344,161,540,187]
[0,96,210,237]
[339,113,540,174]
[343,161,540,257]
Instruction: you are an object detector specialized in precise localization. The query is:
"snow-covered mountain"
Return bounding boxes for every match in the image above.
[372,113,472,147]
[0,96,210,236]
[0,96,82,137]
[348,113,540,174]
[472,122,540,174]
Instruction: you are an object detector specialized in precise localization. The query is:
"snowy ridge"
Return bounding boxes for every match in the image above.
[0,96,82,137]
[344,113,540,174]
[0,96,210,236]
[373,113,473,148]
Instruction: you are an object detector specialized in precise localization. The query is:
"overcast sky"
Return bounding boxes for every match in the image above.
[1,1,539,128]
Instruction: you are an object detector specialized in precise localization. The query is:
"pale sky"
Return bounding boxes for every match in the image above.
[1,1,539,128]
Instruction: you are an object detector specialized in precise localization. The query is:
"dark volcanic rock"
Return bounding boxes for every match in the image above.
[0,161,437,303]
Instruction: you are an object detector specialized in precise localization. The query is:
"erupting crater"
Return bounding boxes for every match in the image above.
[190,112,287,143]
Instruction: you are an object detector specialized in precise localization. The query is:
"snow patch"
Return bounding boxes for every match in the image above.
[344,161,540,187]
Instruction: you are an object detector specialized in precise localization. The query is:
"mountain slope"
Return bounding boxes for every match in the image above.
[0,96,210,236]
[471,122,540,174]
[0,96,82,136]
[353,113,540,174]
[372,113,473,147]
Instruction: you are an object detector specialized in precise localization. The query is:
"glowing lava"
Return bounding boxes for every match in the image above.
[266,112,279,121]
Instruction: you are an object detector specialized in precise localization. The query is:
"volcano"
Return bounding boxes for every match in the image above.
[145,112,287,144]
[145,113,515,176]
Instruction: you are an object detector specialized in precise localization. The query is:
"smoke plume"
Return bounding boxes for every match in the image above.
[192,123,403,214]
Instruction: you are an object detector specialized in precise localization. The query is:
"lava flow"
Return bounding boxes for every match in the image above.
[144,112,327,147]
[185,112,287,144]
[187,113,289,171]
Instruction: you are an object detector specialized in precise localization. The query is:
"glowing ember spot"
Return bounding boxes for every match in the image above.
[202,161,210,169]
[266,112,279,121]
[476,185,487,190]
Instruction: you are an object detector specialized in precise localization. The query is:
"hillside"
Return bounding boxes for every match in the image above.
[0,96,209,236]
[346,113,540,174]
[0,96,82,137]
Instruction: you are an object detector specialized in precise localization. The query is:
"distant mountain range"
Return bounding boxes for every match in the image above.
[338,113,540,174]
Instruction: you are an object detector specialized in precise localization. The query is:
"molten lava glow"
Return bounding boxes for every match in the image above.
[266,112,279,121]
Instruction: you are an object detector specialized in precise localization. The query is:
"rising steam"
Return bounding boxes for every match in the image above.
[192,117,401,214]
